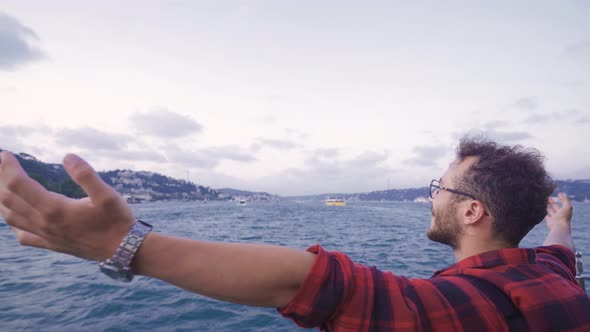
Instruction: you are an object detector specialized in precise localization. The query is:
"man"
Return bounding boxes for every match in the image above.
[0,137,588,331]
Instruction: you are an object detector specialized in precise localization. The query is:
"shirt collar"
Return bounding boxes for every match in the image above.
[433,247,537,277]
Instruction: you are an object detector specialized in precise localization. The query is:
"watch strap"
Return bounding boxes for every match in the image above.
[108,219,152,268]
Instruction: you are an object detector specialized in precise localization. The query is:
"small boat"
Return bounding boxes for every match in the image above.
[325,198,346,206]
[236,199,247,206]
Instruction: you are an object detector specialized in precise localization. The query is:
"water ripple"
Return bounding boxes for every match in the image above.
[1,201,588,331]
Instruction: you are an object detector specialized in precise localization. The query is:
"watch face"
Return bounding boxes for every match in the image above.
[99,262,134,282]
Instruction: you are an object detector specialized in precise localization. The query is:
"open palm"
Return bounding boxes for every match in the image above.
[545,192,573,230]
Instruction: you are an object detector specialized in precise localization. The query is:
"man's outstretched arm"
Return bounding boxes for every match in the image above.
[133,234,316,307]
[543,192,575,252]
[0,151,316,308]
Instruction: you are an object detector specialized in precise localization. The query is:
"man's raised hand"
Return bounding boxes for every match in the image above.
[0,151,135,261]
[545,192,573,230]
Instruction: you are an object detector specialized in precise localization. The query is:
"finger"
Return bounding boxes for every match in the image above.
[0,186,38,221]
[558,192,572,209]
[0,151,60,212]
[1,208,44,238]
[62,154,118,205]
[547,197,557,215]
[0,202,45,236]
[11,227,52,250]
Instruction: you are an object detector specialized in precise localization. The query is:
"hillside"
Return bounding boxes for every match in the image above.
[2,149,588,203]
[331,180,590,202]
[216,188,282,202]
[0,150,272,203]
[100,169,222,202]
[554,180,590,202]
[2,151,86,198]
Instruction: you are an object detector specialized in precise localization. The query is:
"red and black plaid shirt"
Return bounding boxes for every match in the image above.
[279,245,590,331]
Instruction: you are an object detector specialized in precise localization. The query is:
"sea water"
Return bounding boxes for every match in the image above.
[1,201,589,331]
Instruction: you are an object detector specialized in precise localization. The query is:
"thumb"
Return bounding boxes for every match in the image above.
[63,154,115,203]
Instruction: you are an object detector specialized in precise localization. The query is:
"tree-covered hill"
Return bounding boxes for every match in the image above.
[2,151,86,198]
[0,150,222,202]
[2,149,589,202]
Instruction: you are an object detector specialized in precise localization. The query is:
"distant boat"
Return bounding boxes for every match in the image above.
[236,199,247,206]
[325,198,346,206]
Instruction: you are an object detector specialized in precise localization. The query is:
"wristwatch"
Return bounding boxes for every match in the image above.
[99,220,153,282]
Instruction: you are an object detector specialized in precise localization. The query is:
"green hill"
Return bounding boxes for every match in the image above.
[1,151,86,198]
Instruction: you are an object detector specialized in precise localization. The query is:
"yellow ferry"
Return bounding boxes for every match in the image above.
[325,198,346,206]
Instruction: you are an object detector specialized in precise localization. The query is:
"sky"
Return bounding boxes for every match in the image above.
[0,1,589,196]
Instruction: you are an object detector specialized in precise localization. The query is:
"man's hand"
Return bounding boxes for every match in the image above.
[545,192,573,230]
[543,192,575,252]
[0,150,316,307]
[0,151,135,261]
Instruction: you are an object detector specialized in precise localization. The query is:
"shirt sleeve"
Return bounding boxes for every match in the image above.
[535,245,577,283]
[277,245,356,329]
[278,245,428,331]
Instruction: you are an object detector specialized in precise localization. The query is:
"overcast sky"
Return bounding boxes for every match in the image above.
[1,1,589,195]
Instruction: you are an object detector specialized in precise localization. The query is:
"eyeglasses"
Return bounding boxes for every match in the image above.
[429,179,476,200]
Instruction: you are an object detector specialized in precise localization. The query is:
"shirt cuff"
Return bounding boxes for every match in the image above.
[277,244,339,328]
[278,245,326,309]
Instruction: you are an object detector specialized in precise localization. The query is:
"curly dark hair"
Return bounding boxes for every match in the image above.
[454,136,556,246]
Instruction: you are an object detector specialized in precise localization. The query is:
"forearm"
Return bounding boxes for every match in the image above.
[543,223,575,253]
[132,233,316,308]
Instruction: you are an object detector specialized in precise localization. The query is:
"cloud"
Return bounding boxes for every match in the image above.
[564,40,590,57]
[304,150,390,177]
[249,143,262,152]
[484,121,510,130]
[255,138,299,150]
[563,80,585,89]
[0,12,47,70]
[0,126,29,153]
[313,148,339,159]
[262,115,276,124]
[511,97,538,110]
[483,131,533,142]
[95,149,167,163]
[453,129,533,144]
[0,124,53,155]
[166,149,219,169]
[130,109,203,138]
[56,127,131,150]
[285,128,310,140]
[0,124,34,137]
[552,165,590,182]
[522,109,580,124]
[165,145,256,169]
[349,151,389,167]
[404,145,450,167]
[251,149,397,195]
[201,146,257,162]
[301,148,348,176]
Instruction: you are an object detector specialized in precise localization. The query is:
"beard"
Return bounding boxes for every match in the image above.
[427,202,463,249]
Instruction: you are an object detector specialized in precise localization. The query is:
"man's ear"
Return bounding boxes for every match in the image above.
[462,200,488,225]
